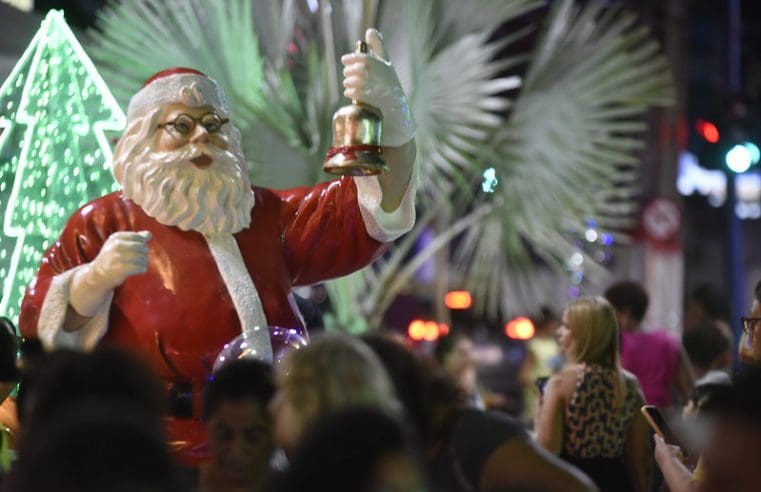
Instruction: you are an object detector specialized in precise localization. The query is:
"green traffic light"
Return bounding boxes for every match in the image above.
[725,141,760,173]
[726,144,752,173]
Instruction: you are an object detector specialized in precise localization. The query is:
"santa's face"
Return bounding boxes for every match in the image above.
[113,103,255,235]
[153,103,231,154]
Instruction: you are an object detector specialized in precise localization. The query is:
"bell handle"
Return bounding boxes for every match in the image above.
[351,40,369,106]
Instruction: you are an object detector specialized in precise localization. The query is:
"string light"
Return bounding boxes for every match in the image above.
[0,10,125,321]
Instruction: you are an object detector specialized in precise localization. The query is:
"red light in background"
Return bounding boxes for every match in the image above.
[445,290,472,310]
[438,323,450,336]
[504,316,535,340]
[696,119,720,144]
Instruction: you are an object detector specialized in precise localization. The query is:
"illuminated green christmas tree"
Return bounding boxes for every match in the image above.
[0,10,125,322]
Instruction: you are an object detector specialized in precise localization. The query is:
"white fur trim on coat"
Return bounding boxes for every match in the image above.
[354,165,417,243]
[126,73,231,122]
[37,265,112,350]
[204,233,273,363]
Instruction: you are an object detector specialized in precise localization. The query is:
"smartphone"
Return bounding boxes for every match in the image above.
[641,405,679,446]
[535,376,549,395]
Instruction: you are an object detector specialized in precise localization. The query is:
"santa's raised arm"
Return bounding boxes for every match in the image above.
[19,28,416,382]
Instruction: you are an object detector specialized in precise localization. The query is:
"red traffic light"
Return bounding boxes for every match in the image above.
[696,119,720,144]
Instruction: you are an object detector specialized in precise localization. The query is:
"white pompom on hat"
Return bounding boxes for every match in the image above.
[126,67,231,122]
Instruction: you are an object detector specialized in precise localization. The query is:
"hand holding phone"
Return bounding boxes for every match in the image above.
[641,405,680,447]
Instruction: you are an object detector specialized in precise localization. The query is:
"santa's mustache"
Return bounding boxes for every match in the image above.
[146,144,240,174]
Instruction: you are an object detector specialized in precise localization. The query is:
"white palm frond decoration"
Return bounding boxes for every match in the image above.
[317,0,541,326]
[454,0,674,318]
[84,0,673,330]
[374,0,538,195]
[438,0,542,42]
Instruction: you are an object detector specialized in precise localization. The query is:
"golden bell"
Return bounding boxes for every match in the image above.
[323,41,388,176]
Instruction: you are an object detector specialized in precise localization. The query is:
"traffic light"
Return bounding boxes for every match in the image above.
[725,142,760,173]
[692,96,761,174]
[696,119,720,143]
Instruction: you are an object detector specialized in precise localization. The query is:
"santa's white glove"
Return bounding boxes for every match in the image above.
[70,231,151,317]
[341,28,416,147]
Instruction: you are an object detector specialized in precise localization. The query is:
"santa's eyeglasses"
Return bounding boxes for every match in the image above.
[157,113,229,136]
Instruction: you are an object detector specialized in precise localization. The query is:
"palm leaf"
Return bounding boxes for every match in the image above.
[374,0,537,196]
[316,0,543,329]
[454,0,674,318]
[436,0,542,44]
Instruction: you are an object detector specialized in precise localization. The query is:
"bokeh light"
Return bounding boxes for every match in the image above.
[505,316,535,340]
[444,290,472,310]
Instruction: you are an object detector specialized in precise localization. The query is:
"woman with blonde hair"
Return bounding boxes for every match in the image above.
[268,332,400,459]
[536,296,651,492]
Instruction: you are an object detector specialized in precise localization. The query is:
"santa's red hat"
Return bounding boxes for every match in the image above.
[126,67,230,122]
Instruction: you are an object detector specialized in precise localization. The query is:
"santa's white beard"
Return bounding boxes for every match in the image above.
[119,144,254,234]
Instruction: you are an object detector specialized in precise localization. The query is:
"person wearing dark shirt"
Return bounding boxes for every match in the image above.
[363,333,597,492]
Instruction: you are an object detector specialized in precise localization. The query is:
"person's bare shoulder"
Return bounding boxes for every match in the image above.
[622,369,646,401]
[622,369,640,385]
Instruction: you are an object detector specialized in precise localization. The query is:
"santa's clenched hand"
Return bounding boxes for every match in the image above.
[69,231,151,320]
[341,28,416,147]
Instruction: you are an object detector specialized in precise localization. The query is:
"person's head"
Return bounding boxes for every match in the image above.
[12,400,181,492]
[685,283,731,330]
[603,280,649,331]
[433,331,476,379]
[698,366,761,492]
[274,407,427,492]
[112,67,254,235]
[682,319,731,377]
[269,333,398,457]
[361,333,463,447]
[558,296,620,368]
[532,305,561,336]
[18,347,165,432]
[203,359,275,487]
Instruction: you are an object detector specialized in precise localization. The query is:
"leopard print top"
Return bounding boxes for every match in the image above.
[562,364,640,458]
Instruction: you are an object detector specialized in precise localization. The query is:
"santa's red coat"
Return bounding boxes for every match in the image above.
[19,177,386,383]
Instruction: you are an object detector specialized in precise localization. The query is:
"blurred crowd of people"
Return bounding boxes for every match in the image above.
[0,278,757,492]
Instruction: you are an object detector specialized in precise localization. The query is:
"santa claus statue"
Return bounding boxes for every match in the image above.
[19,29,415,458]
